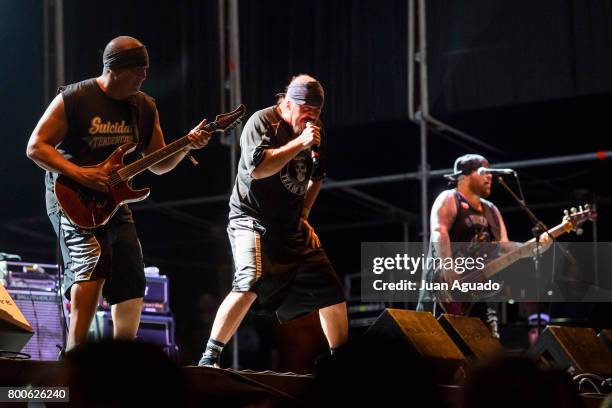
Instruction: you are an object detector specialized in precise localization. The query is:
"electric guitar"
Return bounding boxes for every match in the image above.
[55,104,246,229]
[433,204,597,306]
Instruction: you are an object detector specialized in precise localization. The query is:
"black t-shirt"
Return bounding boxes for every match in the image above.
[448,190,501,244]
[419,190,502,302]
[45,78,156,222]
[228,106,326,232]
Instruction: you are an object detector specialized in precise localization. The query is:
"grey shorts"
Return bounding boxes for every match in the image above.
[48,210,146,305]
[228,218,345,323]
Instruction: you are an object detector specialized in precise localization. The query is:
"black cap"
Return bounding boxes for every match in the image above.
[444,154,489,181]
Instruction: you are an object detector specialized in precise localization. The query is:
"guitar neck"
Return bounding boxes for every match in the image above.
[118,126,211,180]
[525,221,568,243]
[477,221,569,280]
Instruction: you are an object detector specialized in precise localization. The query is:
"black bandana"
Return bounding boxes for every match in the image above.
[103,46,149,70]
[285,81,324,107]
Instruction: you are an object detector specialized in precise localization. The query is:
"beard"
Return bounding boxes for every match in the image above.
[479,185,492,197]
[470,178,491,197]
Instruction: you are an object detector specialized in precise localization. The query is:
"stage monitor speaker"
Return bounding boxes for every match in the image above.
[529,326,612,376]
[438,314,503,360]
[364,308,466,383]
[0,284,34,355]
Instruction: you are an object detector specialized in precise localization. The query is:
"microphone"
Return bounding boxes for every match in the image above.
[306,121,320,166]
[477,167,516,176]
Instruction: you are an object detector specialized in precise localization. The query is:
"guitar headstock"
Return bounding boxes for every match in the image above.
[562,204,597,235]
[208,104,247,133]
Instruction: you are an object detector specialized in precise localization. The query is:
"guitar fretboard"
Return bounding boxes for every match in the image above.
[117,122,217,180]
[465,221,569,281]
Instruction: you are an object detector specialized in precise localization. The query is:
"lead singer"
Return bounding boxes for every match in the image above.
[198,74,348,368]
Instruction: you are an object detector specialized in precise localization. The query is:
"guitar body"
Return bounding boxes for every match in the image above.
[432,271,484,315]
[54,143,150,229]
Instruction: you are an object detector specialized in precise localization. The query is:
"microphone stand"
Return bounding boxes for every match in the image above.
[496,175,549,335]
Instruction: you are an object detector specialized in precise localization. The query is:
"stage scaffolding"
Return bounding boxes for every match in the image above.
[42,0,64,103]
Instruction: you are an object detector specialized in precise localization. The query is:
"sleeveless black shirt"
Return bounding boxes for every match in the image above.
[45,78,156,222]
[418,190,502,304]
[448,190,501,244]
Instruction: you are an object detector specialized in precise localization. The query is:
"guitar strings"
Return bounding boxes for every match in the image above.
[104,114,242,185]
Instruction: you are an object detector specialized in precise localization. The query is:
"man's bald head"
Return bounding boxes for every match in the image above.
[103,36,144,57]
[102,36,149,72]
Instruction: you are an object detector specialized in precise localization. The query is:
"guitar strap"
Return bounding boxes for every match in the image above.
[128,94,156,156]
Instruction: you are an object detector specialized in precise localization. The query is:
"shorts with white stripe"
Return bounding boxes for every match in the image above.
[227,217,345,323]
[48,210,146,304]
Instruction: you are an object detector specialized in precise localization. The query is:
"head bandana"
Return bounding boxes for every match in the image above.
[284,81,324,107]
[103,46,149,70]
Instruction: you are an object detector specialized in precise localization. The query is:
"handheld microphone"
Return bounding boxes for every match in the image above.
[306,121,320,166]
[477,167,516,176]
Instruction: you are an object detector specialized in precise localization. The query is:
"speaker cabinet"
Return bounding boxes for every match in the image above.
[365,309,466,383]
[529,326,612,376]
[89,311,175,347]
[438,314,503,360]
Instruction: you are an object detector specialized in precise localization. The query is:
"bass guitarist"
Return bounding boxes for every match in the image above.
[416,154,550,338]
[26,36,211,351]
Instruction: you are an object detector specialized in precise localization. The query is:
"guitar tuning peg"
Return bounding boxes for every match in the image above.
[576,228,584,236]
[584,204,590,211]
[579,205,584,213]
[571,207,577,215]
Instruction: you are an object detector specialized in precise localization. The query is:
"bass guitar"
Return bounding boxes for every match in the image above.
[433,204,596,306]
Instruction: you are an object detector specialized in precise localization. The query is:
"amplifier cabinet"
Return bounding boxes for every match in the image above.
[5,288,64,361]
[89,311,175,346]
[99,275,169,314]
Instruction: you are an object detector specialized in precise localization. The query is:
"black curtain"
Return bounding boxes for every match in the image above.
[60,1,612,126]
[0,0,44,226]
[427,0,612,114]
[238,0,408,126]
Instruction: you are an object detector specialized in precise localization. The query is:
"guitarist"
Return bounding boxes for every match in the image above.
[26,36,211,351]
[416,154,550,338]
